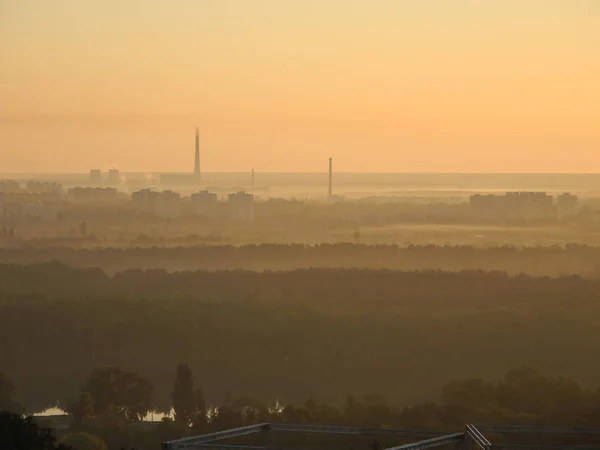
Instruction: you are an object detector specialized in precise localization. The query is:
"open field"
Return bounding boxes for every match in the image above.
[359,223,600,247]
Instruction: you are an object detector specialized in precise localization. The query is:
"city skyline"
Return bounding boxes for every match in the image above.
[1,0,599,173]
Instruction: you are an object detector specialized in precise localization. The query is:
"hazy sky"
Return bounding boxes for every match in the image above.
[1,0,599,173]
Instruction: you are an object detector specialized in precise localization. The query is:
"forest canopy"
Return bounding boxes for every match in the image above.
[1,243,600,276]
[1,263,599,413]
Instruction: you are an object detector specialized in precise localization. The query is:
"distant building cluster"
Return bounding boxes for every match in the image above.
[0,180,64,223]
[133,190,181,219]
[191,190,218,219]
[24,181,63,195]
[0,180,20,193]
[21,201,60,221]
[469,192,579,221]
[0,177,127,226]
[155,191,181,220]
[89,169,121,186]
[132,189,159,214]
[228,191,255,221]
[0,194,61,223]
[556,193,578,217]
[131,189,255,221]
[68,187,118,201]
[0,180,63,195]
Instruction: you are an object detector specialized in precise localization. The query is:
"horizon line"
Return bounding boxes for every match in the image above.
[2,171,600,176]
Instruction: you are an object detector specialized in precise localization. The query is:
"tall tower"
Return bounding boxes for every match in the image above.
[328,157,332,198]
[194,127,200,178]
[252,168,255,190]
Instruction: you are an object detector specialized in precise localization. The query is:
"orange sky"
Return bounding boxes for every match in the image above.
[1,0,599,173]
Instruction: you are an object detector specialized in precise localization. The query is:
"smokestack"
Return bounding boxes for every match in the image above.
[252,168,255,190]
[194,127,200,178]
[328,157,332,198]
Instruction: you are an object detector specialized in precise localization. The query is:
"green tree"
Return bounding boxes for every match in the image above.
[344,394,363,425]
[211,406,242,429]
[193,388,207,426]
[231,396,268,425]
[0,411,71,450]
[67,392,95,429]
[0,373,23,414]
[172,364,195,426]
[441,378,491,411]
[80,367,153,422]
[61,432,107,450]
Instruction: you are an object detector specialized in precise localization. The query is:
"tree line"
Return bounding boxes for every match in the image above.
[1,243,600,276]
[3,365,600,450]
[1,263,600,414]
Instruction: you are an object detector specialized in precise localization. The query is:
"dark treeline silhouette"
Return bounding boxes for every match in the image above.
[1,243,600,276]
[2,264,600,412]
[3,366,600,450]
[0,411,71,450]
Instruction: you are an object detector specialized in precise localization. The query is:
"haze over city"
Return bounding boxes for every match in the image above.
[1,0,599,173]
[4,3,600,450]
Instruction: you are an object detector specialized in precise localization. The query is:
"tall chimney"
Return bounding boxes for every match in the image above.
[194,127,200,178]
[252,168,255,190]
[328,157,332,198]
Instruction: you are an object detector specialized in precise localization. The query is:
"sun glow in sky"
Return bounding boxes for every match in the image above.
[1,0,599,173]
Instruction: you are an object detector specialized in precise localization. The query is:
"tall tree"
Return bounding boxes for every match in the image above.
[194,388,207,426]
[67,392,95,430]
[0,411,71,450]
[80,367,153,422]
[0,372,23,414]
[172,364,195,426]
[61,432,107,450]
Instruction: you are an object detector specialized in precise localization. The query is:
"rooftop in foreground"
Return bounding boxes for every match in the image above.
[163,423,600,450]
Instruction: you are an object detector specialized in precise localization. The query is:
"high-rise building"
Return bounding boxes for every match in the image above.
[107,169,120,186]
[191,190,218,219]
[228,191,254,221]
[557,193,578,217]
[132,189,160,213]
[22,201,60,222]
[155,190,181,220]
[68,187,118,201]
[89,170,102,184]
[0,180,20,193]
[25,181,63,195]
